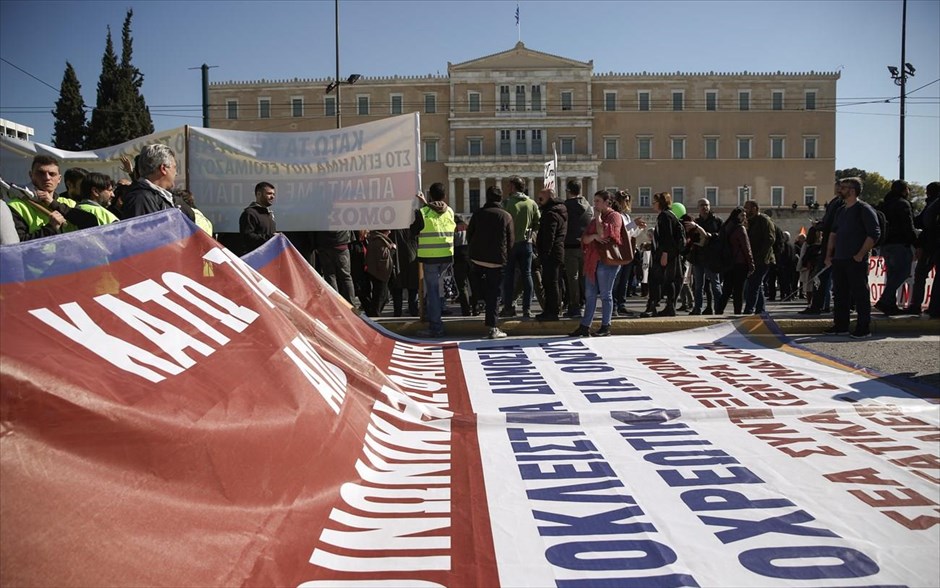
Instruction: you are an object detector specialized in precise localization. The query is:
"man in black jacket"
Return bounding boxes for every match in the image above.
[562,179,593,318]
[468,186,514,339]
[239,182,277,254]
[689,198,722,315]
[875,180,916,315]
[535,188,568,321]
[121,144,195,222]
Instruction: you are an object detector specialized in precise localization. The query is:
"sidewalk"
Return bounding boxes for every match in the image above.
[371,296,940,338]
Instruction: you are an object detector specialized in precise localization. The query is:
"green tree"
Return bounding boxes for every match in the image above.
[835,168,892,206]
[86,27,121,149]
[86,10,153,149]
[51,62,87,151]
[119,9,153,139]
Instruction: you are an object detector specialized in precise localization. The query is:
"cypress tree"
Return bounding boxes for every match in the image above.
[120,9,154,138]
[86,27,121,149]
[51,62,87,151]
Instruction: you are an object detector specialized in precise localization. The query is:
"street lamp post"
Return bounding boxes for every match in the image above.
[326,0,361,129]
[887,0,915,180]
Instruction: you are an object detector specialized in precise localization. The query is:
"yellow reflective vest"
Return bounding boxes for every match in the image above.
[417,205,456,260]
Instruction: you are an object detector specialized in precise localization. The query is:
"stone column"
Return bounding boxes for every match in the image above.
[527,176,535,196]
[587,176,596,196]
[448,177,456,211]
[461,178,469,214]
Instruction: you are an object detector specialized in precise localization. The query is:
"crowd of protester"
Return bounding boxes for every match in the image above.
[2,147,938,339]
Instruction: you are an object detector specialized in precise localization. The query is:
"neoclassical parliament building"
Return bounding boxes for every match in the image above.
[208,42,839,217]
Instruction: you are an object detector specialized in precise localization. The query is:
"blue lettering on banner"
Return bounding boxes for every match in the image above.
[614,410,884,581]
[476,346,554,395]
[505,423,702,585]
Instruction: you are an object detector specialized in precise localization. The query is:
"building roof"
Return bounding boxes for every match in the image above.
[448,41,593,72]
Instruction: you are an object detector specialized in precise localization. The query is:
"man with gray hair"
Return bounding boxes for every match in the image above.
[121,144,194,222]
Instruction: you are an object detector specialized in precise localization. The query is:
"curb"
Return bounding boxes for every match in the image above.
[375,314,940,338]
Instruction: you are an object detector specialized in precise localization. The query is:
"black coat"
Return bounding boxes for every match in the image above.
[537,200,568,262]
[468,202,513,266]
[880,192,916,246]
[122,180,195,222]
[239,202,276,254]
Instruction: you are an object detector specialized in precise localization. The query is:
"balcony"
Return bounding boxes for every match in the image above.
[447,153,598,164]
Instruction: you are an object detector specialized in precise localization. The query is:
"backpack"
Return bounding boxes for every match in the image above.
[772,222,786,259]
[873,203,889,247]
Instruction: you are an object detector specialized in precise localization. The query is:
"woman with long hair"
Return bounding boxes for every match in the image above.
[569,191,624,337]
[641,191,683,317]
[716,206,755,314]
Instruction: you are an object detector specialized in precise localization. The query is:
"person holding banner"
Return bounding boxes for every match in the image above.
[6,155,93,241]
[569,190,623,337]
[121,144,195,223]
[411,183,456,338]
[73,173,120,227]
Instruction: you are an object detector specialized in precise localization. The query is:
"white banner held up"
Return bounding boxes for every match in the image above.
[189,113,421,232]
[543,144,556,193]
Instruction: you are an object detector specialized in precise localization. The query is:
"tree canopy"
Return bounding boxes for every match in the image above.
[85,10,153,149]
[51,62,87,151]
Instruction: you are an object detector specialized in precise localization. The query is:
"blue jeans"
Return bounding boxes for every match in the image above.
[877,244,913,308]
[692,263,722,311]
[581,262,619,328]
[503,241,533,312]
[744,262,769,313]
[423,261,450,335]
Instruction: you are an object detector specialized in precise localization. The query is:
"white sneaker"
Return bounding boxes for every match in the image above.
[488,327,508,339]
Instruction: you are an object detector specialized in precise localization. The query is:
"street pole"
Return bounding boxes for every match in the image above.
[899,0,907,180]
[189,63,217,128]
[335,0,341,130]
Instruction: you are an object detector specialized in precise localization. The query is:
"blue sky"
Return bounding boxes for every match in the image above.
[1,0,938,186]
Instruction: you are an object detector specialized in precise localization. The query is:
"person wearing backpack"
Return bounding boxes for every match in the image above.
[875,180,917,316]
[743,200,776,314]
[640,191,684,317]
[909,181,940,317]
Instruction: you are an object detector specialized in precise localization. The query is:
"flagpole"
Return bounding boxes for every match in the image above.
[516,3,521,43]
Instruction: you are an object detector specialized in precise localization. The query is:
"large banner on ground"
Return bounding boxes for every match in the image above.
[189,114,421,232]
[0,128,188,187]
[1,213,937,587]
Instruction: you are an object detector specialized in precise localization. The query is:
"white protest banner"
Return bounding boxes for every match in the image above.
[869,254,934,306]
[543,144,557,192]
[189,113,421,232]
[0,128,188,189]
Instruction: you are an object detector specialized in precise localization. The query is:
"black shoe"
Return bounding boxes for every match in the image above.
[902,308,922,316]
[520,310,533,321]
[689,309,702,315]
[569,324,591,337]
[563,308,582,318]
[875,301,902,316]
[499,306,516,318]
[617,305,629,315]
[823,326,849,336]
[592,324,611,337]
[535,313,559,322]
[703,307,714,315]
[850,329,872,339]
[639,310,655,318]
[799,308,821,315]
[655,307,677,317]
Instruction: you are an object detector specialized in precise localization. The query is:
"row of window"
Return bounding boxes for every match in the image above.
[224,87,820,120]
[601,89,817,112]
[420,131,819,160]
[622,186,818,208]
[604,135,819,160]
[226,94,440,120]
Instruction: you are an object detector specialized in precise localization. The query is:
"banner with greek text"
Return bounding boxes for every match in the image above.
[0,128,188,189]
[869,254,934,307]
[1,213,937,587]
[189,114,421,233]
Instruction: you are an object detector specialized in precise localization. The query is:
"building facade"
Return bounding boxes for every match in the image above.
[209,42,838,218]
[0,118,34,142]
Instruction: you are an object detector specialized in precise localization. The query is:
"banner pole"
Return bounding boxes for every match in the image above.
[184,125,190,193]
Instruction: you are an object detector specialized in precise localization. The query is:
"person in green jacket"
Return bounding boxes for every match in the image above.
[499,176,540,319]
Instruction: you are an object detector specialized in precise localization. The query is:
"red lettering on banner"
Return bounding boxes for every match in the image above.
[825,468,940,530]
[727,408,845,458]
